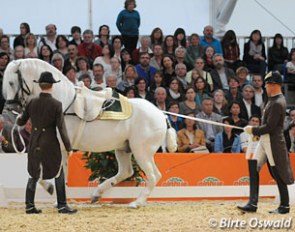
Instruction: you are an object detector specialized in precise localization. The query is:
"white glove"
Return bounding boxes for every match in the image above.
[244,126,253,135]
[67,150,73,157]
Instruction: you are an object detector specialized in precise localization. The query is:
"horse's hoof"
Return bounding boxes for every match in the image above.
[46,183,54,195]
[128,202,139,209]
[91,196,100,204]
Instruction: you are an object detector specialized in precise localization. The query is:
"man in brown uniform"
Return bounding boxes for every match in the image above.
[238,71,294,214]
[17,71,77,214]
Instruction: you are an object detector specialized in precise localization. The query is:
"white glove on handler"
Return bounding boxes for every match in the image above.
[244,125,253,135]
[67,150,73,157]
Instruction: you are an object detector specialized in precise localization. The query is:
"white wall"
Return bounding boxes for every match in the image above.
[0,0,294,37]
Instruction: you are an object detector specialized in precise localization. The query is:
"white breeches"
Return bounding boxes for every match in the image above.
[252,134,275,170]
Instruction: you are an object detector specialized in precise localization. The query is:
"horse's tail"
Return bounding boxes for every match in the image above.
[165,118,178,152]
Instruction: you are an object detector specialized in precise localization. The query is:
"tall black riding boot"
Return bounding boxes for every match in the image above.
[268,167,290,214]
[55,169,77,214]
[237,160,259,212]
[25,178,42,214]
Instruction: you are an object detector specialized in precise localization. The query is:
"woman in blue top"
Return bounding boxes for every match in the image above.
[116,0,140,54]
[214,117,241,153]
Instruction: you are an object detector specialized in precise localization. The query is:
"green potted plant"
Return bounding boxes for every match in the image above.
[82,150,145,186]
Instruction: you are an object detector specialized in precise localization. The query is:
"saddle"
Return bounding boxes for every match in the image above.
[74,83,132,121]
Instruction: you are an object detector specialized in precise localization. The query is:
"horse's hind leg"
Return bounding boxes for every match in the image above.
[91,150,133,203]
[129,151,162,209]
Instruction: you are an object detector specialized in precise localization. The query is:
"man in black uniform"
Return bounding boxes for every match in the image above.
[17,71,77,214]
[238,71,294,214]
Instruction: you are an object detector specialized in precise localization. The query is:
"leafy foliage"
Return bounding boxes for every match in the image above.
[82,150,145,186]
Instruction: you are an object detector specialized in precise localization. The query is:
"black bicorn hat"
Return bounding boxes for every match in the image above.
[264,71,283,85]
[33,71,61,84]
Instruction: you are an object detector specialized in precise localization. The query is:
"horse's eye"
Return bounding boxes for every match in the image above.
[9,81,14,86]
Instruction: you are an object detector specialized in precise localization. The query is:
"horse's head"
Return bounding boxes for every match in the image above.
[3,59,34,111]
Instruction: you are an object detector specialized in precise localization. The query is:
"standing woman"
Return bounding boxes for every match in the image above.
[116,0,140,54]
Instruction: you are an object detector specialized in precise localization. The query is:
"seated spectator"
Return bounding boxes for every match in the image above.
[161,54,176,87]
[80,73,92,89]
[177,113,206,152]
[179,87,200,115]
[243,29,267,76]
[196,97,223,152]
[93,44,113,74]
[76,56,93,80]
[39,44,53,63]
[192,77,211,107]
[167,102,184,132]
[150,44,163,70]
[134,77,153,102]
[163,35,176,57]
[221,30,244,72]
[91,63,106,90]
[200,25,223,54]
[64,44,79,72]
[51,53,64,72]
[284,122,295,153]
[150,27,164,48]
[13,22,30,48]
[105,74,120,92]
[239,85,261,122]
[106,57,123,83]
[132,36,153,64]
[214,117,241,153]
[175,46,193,71]
[112,35,123,61]
[149,71,165,97]
[186,57,213,91]
[175,63,188,91]
[186,33,204,68]
[153,87,169,111]
[240,115,261,155]
[251,73,268,109]
[124,86,136,98]
[120,48,134,72]
[0,35,14,60]
[284,108,295,130]
[64,66,78,85]
[14,45,25,60]
[78,29,102,66]
[285,48,295,83]
[24,33,38,58]
[226,76,243,104]
[69,26,83,46]
[236,66,250,89]
[117,64,137,93]
[210,54,235,92]
[94,25,111,47]
[268,33,289,73]
[135,52,158,87]
[203,45,215,72]
[212,89,229,116]
[166,78,185,104]
[174,28,187,48]
[228,100,248,130]
[54,35,69,59]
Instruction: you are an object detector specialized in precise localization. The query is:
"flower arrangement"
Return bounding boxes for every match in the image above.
[82,150,145,186]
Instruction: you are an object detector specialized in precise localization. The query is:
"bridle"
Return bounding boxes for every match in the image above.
[5,70,31,110]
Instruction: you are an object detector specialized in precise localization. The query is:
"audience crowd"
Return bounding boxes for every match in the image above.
[1,0,295,153]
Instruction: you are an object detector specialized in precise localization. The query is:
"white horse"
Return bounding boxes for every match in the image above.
[3,59,177,208]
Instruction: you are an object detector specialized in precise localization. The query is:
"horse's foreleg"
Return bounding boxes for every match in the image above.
[91,151,133,203]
